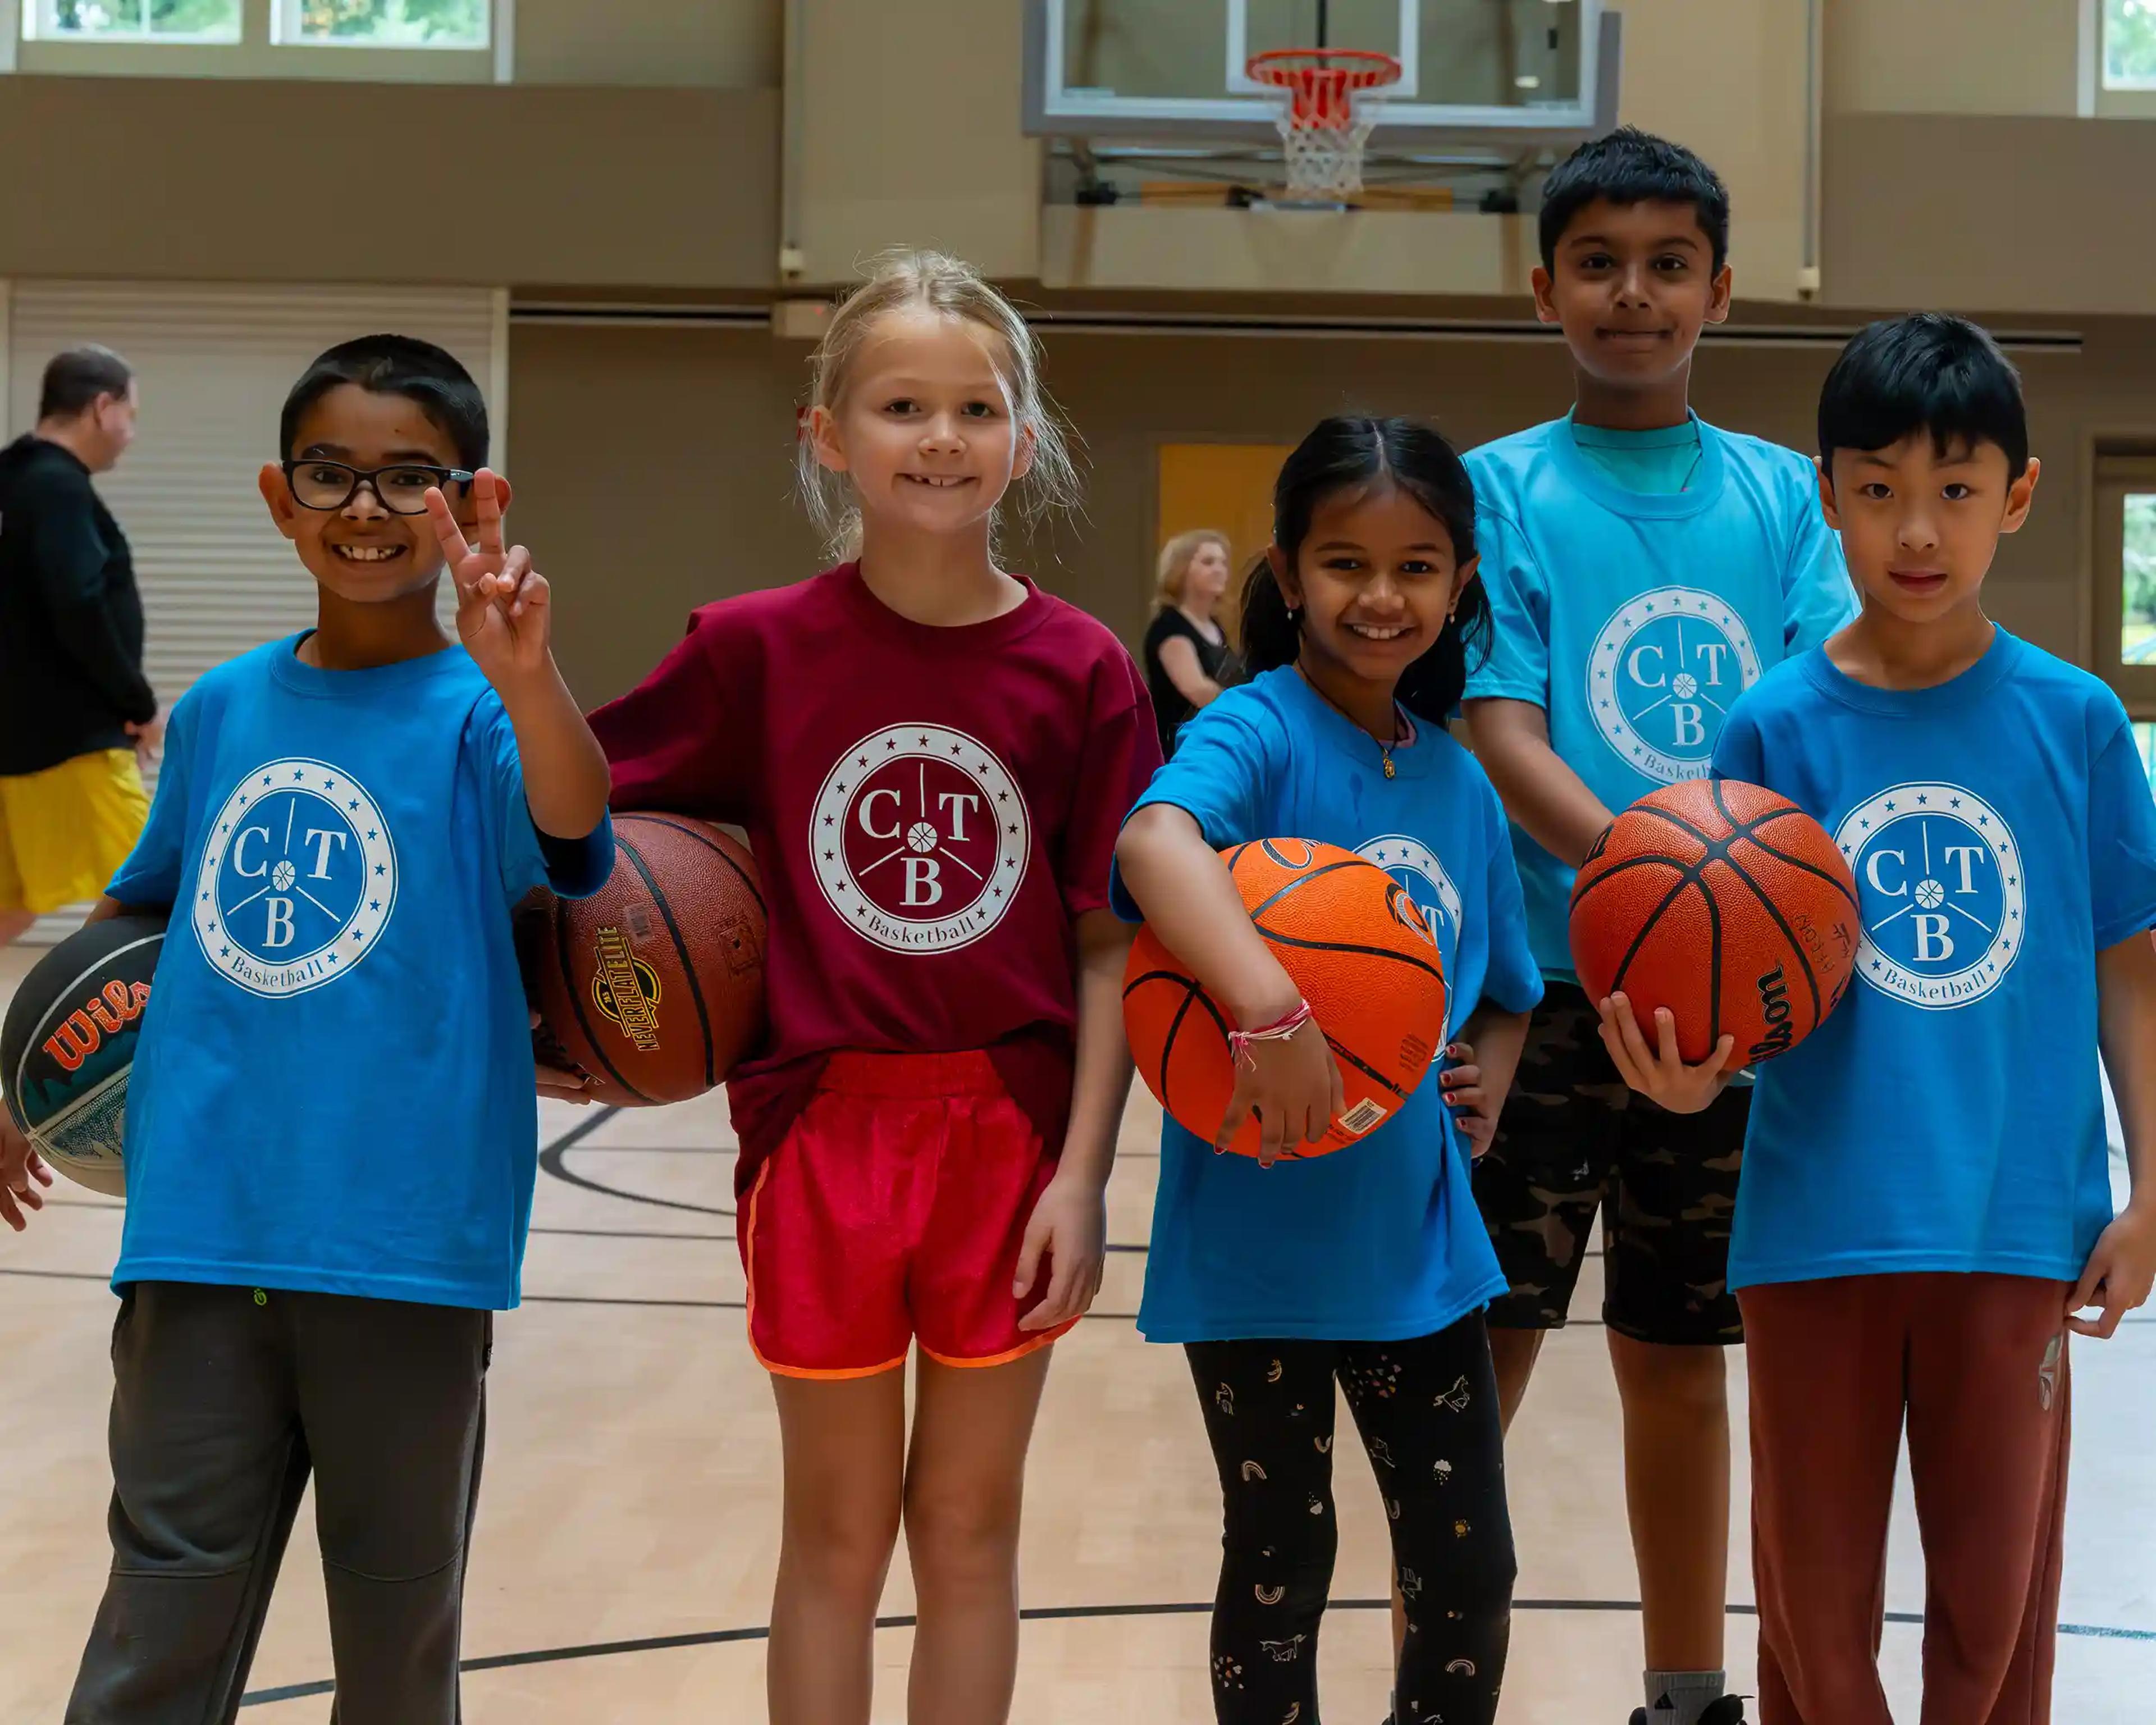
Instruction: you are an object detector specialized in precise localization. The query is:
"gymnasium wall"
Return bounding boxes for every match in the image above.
[511,320,2106,711]
[1824,0,2082,117]
[514,0,779,87]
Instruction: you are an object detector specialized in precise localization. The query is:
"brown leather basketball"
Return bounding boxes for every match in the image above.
[524,814,767,1106]
[1568,779,1861,1067]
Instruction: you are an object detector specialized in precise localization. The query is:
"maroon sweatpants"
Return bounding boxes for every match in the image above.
[1739,1273,2072,1725]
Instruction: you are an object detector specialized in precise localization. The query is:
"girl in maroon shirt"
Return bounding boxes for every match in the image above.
[586,250,1159,1725]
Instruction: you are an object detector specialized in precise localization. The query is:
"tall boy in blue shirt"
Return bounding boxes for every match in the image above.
[1606,312,2156,1724]
[0,335,613,1723]
[1461,129,1854,1725]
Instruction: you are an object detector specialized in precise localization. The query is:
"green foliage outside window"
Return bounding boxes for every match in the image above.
[297,0,485,45]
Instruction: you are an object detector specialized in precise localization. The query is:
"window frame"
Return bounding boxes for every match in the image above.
[26,0,242,44]
[271,0,487,52]
[2093,451,2156,719]
[11,0,507,79]
[2095,0,2156,115]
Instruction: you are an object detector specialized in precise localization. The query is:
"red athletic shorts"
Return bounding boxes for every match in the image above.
[741,1050,1076,1379]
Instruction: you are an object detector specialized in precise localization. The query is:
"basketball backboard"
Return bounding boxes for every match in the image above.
[1022,0,1619,151]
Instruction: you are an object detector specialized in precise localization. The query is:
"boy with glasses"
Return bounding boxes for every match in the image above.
[0,334,613,1723]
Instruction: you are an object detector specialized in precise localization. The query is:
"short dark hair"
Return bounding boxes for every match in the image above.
[1817,313,2028,481]
[1239,416,1491,726]
[279,334,488,469]
[38,346,133,421]
[1539,126,1730,273]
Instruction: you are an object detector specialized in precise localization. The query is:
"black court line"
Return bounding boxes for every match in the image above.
[538,1110,733,1219]
[7,1270,2146,1334]
[235,1596,2156,1704]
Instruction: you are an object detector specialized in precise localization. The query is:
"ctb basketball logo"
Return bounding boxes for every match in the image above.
[191,758,398,998]
[1835,782,2024,1009]
[1359,833,1460,1041]
[1587,587,1762,783]
[811,725,1031,953]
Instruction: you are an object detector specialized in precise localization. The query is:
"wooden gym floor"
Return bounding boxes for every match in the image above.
[3,944,2154,1722]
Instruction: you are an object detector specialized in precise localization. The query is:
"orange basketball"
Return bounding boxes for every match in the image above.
[1568,779,1861,1067]
[522,814,768,1106]
[1122,838,1447,1158]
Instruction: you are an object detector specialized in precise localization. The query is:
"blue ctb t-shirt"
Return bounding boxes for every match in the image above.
[1110,668,1543,1343]
[1712,631,2156,1290]
[1464,413,1857,979]
[107,636,613,1310]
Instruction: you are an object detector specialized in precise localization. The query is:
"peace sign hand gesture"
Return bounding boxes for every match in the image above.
[425,469,552,690]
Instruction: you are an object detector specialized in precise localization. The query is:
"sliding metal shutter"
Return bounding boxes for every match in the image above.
[7,282,506,942]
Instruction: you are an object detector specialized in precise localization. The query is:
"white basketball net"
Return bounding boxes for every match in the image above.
[1249,52,1400,203]
[1275,107,1382,200]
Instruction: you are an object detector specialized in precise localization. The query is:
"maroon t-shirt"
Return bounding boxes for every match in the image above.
[590,564,1161,1193]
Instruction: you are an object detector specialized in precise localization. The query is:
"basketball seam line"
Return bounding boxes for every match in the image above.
[623,815,768,919]
[1607,869,1705,1003]
[1159,981,1202,1114]
[1707,782,1831,1028]
[1710,848,1826,1026]
[1639,789,1858,914]
[1725,824,1865,921]
[614,830,718,1090]
[1249,927,1446,984]
[1244,857,1372,924]
[1324,1034,1409,1103]
[554,893,652,1106]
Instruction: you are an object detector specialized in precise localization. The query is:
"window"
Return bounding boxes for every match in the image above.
[29,0,240,40]
[2106,0,2156,89]
[276,0,487,48]
[2096,454,2156,715]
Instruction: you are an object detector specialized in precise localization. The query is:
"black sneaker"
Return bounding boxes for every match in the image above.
[1629,1700,1748,1725]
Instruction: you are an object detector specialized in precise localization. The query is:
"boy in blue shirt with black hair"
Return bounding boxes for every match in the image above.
[0,335,613,1723]
[1462,127,1854,1725]
[1605,312,2156,1724]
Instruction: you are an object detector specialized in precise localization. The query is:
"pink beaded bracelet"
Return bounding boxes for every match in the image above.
[1227,1000,1314,1070]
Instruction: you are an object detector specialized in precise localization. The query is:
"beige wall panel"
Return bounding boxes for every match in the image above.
[0,80,778,291]
[1039,207,1540,295]
[513,322,2105,711]
[792,0,1040,284]
[1823,115,2156,315]
[1616,0,1813,302]
[1823,0,2080,116]
[508,322,823,705]
[516,0,782,86]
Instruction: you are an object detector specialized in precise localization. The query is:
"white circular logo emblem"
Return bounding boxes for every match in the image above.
[1587,586,1763,783]
[1835,781,2024,1010]
[1360,833,1462,1039]
[811,726,1032,953]
[192,759,398,998]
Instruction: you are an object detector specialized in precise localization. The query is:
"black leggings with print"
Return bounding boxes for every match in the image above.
[1185,1312,1514,1725]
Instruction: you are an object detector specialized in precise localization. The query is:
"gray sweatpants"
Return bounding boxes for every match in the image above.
[66,1280,491,1725]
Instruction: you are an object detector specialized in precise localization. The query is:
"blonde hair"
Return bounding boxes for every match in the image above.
[1155,528,1233,608]
[796,249,1080,560]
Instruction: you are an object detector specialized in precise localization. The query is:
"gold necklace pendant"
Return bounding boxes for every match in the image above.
[1382,749,1396,779]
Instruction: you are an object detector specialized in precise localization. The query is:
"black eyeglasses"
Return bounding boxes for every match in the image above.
[281,460,475,516]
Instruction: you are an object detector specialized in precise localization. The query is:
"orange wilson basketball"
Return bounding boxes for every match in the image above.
[523,814,767,1106]
[1568,779,1861,1067]
[1123,838,1447,1159]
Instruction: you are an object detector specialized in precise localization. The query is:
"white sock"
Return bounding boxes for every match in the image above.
[1645,1669,1728,1725]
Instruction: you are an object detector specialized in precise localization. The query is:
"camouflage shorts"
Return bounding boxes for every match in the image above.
[1472,983,1750,1346]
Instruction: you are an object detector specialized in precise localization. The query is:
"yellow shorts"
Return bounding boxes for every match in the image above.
[0,749,150,916]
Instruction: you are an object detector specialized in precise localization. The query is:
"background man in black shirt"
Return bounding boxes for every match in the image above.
[0,346,153,946]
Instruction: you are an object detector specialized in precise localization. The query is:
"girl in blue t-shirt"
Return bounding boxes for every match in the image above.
[1114,417,1542,1725]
